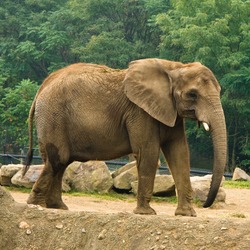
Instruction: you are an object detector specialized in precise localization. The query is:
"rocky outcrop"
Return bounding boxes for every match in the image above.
[191,175,226,202]
[0,164,22,186]
[232,167,250,181]
[131,175,176,196]
[112,161,138,190]
[1,186,250,250]
[63,161,113,193]
[11,165,44,188]
[0,163,226,203]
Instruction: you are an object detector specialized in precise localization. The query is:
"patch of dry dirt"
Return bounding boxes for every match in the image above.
[1,187,250,250]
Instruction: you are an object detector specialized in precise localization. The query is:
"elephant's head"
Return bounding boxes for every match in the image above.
[123,58,227,207]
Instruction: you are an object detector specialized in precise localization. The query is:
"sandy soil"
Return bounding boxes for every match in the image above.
[1,187,250,250]
[10,188,250,218]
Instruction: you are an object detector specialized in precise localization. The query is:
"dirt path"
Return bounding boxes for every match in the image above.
[10,188,250,218]
[1,187,250,250]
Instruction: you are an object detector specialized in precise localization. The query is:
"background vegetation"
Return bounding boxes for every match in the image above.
[0,0,249,172]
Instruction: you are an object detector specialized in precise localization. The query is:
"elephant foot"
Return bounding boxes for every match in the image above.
[46,200,68,210]
[27,192,46,207]
[175,206,197,217]
[27,191,68,210]
[133,206,156,215]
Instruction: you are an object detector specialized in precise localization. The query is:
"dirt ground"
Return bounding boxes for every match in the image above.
[1,187,250,250]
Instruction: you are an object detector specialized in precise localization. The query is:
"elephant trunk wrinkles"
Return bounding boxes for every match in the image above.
[203,104,227,208]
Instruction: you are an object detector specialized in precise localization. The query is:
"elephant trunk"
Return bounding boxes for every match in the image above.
[203,104,227,208]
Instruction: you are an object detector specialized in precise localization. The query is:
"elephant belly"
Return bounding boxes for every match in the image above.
[67,119,132,161]
[69,134,132,161]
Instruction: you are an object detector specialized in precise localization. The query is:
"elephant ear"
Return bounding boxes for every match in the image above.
[123,59,177,127]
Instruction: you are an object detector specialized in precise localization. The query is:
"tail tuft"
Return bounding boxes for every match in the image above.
[22,149,34,177]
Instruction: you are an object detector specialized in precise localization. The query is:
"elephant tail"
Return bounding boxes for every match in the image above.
[22,98,36,177]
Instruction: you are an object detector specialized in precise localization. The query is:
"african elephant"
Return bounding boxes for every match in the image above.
[23,58,227,216]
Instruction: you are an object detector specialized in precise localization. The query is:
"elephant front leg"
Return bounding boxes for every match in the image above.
[133,148,159,215]
[162,125,196,217]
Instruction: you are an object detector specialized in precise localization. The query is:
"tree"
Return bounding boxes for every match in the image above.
[0,0,71,86]
[69,0,164,68]
[221,68,250,171]
[156,0,250,170]
[0,80,39,153]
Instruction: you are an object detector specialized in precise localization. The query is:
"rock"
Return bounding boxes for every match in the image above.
[63,161,113,193]
[111,161,137,178]
[112,160,161,191]
[191,175,226,202]
[113,163,138,190]
[63,161,80,189]
[11,165,44,188]
[131,175,175,196]
[152,175,175,196]
[19,221,30,229]
[0,185,15,206]
[232,167,250,181]
[62,179,71,192]
[98,229,107,240]
[1,164,23,186]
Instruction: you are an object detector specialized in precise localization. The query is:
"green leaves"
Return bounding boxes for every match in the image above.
[156,0,250,170]
[0,0,249,169]
[0,80,39,149]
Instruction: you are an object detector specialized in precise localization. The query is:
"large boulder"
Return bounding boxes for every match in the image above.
[0,164,23,186]
[111,160,162,191]
[131,175,175,196]
[113,162,138,190]
[63,161,113,193]
[111,161,137,178]
[11,165,44,188]
[232,167,250,181]
[191,175,226,202]
[153,175,175,196]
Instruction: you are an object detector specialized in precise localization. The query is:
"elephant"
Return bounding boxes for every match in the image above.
[23,58,227,216]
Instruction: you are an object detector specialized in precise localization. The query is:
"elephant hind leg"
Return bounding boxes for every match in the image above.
[27,143,69,209]
[27,161,53,208]
[45,143,69,209]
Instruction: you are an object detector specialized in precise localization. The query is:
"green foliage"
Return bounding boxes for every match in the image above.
[78,31,136,68]
[0,0,249,171]
[156,0,250,75]
[0,80,39,152]
[221,68,250,170]
[156,0,250,171]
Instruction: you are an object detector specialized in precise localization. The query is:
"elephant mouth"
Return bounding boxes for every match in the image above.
[182,110,210,131]
[182,109,196,119]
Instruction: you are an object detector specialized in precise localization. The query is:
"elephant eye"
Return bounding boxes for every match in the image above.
[186,91,198,100]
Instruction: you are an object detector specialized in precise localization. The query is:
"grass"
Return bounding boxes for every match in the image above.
[230,213,247,219]
[223,180,250,189]
[5,186,31,193]
[5,180,250,204]
[65,190,178,204]
[5,186,177,203]
[65,190,135,202]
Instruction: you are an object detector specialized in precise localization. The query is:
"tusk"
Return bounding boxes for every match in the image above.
[202,122,210,131]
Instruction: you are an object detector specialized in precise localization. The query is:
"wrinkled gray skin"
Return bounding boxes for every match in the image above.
[24,59,227,216]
